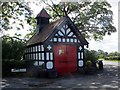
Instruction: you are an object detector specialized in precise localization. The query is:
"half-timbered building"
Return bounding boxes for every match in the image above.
[24,9,89,75]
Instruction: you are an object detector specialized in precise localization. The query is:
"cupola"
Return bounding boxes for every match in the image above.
[35,8,51,34]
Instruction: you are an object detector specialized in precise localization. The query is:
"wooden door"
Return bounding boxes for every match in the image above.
[54,45,77,75]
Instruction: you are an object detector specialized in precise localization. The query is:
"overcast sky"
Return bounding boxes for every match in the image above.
[88,0,119,53]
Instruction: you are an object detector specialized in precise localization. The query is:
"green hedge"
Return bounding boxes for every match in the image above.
[105,56,120,60]
[2,60,27,77]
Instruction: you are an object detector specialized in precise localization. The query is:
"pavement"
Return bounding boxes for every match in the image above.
[1,61,120,89]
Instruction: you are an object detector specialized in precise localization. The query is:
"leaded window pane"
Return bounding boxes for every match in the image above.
[58,38,61,42]
[41,45,44,51]
[78,52,80,59]
[50,53,53,60]
[46,61,53,69]
[71,38,73,42]
[74,39,77,43]
[78,60,83,67]
[42,53,44,60]
[61,28,65,34]
[66,28,71,34]
[34,61,38,66]
[54,38,57,42]
[81,52,83,59]
[67,38,69,42]
[46,53,49,60]
[36,53,38,60]
[58,31,64,36]
[39,53,41,60]
[68,32,73,37]
[62,38,65,42]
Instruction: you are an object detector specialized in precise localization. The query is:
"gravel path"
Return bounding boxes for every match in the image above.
[1,61,119,89]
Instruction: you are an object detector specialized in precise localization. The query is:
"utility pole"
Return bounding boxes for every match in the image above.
[118,1,120,52]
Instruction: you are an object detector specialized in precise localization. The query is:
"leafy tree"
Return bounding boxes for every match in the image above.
[43,0,116,40]
[2,35,26,60]
[97,49,108,58]
[1,1,36,33]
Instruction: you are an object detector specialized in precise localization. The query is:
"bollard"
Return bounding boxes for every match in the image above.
[98,60,103,70]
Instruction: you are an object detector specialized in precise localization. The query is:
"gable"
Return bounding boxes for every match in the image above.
[27,16,88,46]
[49,23,81,44]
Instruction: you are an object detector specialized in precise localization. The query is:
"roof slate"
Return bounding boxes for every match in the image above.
[35,8,51,19]
[27,17,65,46]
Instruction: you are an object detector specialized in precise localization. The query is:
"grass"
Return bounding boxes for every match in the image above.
[98,58,120,62]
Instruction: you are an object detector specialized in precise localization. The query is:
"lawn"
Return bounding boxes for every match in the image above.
[99,58,120,62]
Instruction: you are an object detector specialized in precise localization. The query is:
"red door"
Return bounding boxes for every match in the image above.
[54,45,77,75]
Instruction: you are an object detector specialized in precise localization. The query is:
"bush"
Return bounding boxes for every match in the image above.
[85,61,92,68]
[105,56,120,60]
[2,59,26,77]
[84,49,98,63]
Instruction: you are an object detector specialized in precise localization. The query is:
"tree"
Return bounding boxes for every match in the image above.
[2,35,26,60]
[1,1,36,34]
[43,0,116,40]
[97,49,108,58]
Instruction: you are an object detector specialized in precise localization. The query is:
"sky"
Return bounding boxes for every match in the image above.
[88,0,119,53]
[4,0,119,53]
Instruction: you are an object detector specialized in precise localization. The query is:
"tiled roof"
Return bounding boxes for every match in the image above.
[35,8,51,18]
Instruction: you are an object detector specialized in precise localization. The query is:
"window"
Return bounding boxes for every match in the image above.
[58,31,64,36]
[41,45,44,51]
[81,52,83,59]
[55,33,59,36]
[74,39,77,43]
[33,54,36,60]
[34,61,38,66]
[58,38,61,42]
[46,61,53,69]
[54,38,57,42]
[50,39,52,41]
[62,38,65,42]
[68,32,73,37]
[42,53,44,60]
[67,38,69,42]
[46,53,49,60]
[78,40,80,43]
[50,53,53,60]
[71,38,73,42]
[78,60,83,67]
[61,28,65,34]
[38,45,41,51]
[36,53,38,60]
[66,28,71,34]
[36,46,38,52]
[65,24,68,28]
[78,52,80,59]
[73,35,76,37]
[33,46,35,52]
[39,61,44,66]
[39,53,41,60]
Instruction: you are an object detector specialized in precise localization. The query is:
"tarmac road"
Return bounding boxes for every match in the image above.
[1,60,120,90]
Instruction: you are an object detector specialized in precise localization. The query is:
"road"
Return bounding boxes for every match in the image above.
[103,60,119,66]
[1,60,120,89]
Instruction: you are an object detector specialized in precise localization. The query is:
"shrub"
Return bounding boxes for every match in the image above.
[105,56,120,60]
[85,61,92,68]
[84,49,98,63]
[2,59,26,77]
